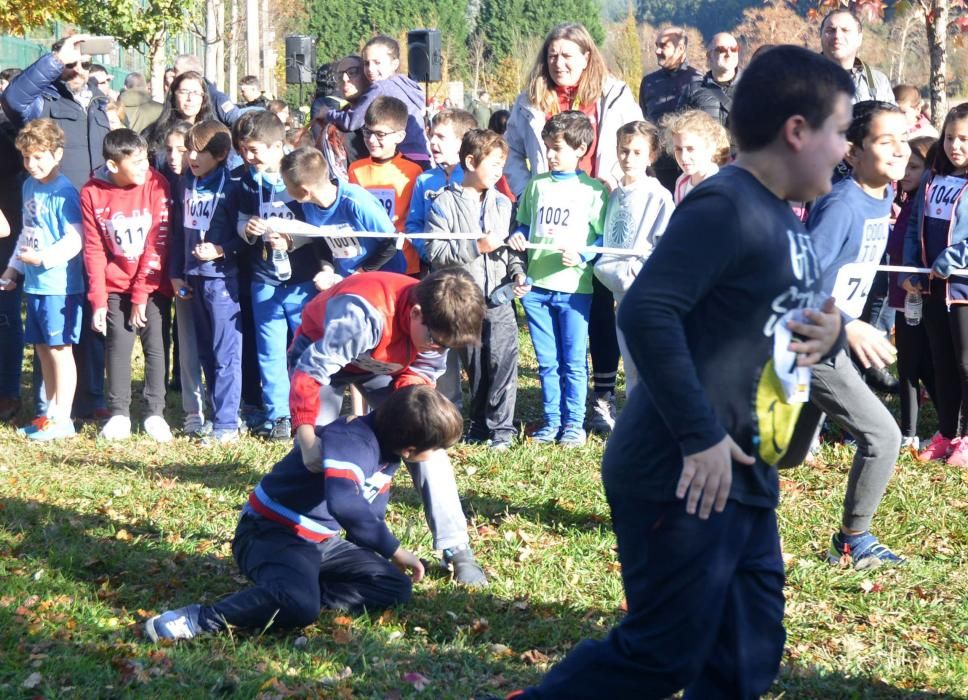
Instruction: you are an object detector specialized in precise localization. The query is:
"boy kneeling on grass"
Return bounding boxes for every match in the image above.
[145,384,463,641]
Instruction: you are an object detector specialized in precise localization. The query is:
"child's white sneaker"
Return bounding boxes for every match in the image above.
[144,415,173,443]
[100,415,132,441]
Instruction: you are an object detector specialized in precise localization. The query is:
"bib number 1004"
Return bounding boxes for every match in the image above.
[536,205,570,227]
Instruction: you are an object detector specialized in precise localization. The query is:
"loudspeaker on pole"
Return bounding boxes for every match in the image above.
[285,35,316,84]
[407,29,442,83]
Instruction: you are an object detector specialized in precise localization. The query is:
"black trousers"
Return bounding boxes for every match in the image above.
[459,302,519,442]
[921,282,968,437]
[200,514,412,631]
[589,276,620,394]
[894,314,935,438]
[105,292,171,418]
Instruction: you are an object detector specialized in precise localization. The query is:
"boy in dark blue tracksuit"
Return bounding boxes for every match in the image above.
[168,120,242,442]
[508,46,849,700]
[237,111,321,442]
[144,385,464,640]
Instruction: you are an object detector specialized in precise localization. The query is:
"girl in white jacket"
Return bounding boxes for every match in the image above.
[594,121,674,395]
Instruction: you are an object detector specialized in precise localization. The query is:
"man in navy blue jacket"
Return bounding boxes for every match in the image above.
[1,35,111,190]
[145,385,464,641]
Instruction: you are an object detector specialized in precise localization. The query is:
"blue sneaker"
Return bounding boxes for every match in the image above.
[531,424,561,443]
[828,531,906,570]
[28,417,75,442]
[145,604,203,642]
[558,423,586,447]
[17,416,47,437]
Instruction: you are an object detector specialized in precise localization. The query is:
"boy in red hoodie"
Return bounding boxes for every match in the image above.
[81,129,173,442]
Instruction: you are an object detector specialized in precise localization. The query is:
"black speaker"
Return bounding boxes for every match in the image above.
[285,35,316,84]
[407,29,442,83]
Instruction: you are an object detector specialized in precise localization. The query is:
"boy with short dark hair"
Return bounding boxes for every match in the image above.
[507,110,608,447]
[508,45,847,699]
[322,35,431,166]
[348,96,424,274]
[145,384,463,641]
[0,118,84,441]
[81,128,174,442]
[426,129,526,450]
[237,110,320,441]
[280,147,404,281]
[287,268,490,586]
[169,120,243,443]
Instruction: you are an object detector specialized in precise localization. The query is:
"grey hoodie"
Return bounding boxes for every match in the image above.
[424,183,526,304]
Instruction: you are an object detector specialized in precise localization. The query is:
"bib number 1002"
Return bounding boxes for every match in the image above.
[536,205,570,227]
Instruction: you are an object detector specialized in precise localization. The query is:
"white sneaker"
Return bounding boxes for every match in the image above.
[144,415,173,443]
[100,415,132,441]
[901,436,920,451]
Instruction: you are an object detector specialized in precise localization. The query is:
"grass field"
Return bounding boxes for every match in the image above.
[0,327,965,699]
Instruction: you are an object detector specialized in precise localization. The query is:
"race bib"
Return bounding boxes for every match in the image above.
[368,188,396,222]
[259,198,295,221]
[21,225,41,250]
[350,353,403,374]
[926,175,967,221]
[329,235,363,259]
[830,215,888,318]
[771,309,811,404]
[106,211,152,258]
[533,188,585,247]
[184,189,216,233]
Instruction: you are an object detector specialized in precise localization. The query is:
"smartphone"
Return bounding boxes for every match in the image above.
[78,37,116,56]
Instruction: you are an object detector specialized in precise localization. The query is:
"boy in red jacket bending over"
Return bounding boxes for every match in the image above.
[81,129,173,442]
[287,268,490,586]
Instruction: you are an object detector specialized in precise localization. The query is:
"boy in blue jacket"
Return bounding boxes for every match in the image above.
[168,120,242,443]
[145,384,463,641]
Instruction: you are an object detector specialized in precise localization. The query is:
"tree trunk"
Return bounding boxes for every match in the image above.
[205,0,220,87]
[149,30,167,101]
[228,0,239,101]
[261,0,274,98]
[246,0,260,78]
[927,0,948,129]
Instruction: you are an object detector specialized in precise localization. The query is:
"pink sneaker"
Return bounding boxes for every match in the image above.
[946,437,968,467]
[917,433,953,462]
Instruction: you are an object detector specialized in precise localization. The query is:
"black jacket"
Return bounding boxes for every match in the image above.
[678,71,740,127]
[638,63,702,123]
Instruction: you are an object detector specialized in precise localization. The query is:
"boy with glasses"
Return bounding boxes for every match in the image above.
[348,96,425,275]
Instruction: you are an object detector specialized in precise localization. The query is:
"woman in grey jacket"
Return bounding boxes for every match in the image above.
[504,22,643,434]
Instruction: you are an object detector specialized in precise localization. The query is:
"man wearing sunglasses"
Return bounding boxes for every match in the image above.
[678,33,741,128]
[1,34,112,189]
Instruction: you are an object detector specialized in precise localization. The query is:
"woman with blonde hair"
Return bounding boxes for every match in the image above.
[504,22,643,435]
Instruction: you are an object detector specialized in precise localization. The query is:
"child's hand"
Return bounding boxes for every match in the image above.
[476,230,504,254]
[513,273,531,298]
[505,232,528,252]
[0,268,18,291]
[313,267,342,291]
[193,242,222,261]
[560,248,581,267]
[264,231,291,252]
[171,277,192,300]
[130,302,148,330]
[92,307,107,335]
[0,211,9,238]
[391,546,425,582]
[296,425,323,472]
[901,278,922,294]
[245,217,268,239]
[17,247,42,266]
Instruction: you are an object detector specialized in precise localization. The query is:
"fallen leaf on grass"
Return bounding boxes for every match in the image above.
[333,615,353,627]
[470,618,489,635]
[860,579,884,594]
[402,672,431,691]
[22,672,42,689]
[488,673,508,688]
[488,643,512,657]
[332,627,354,645]
[319,666,353,686]
[520,649,550,665]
